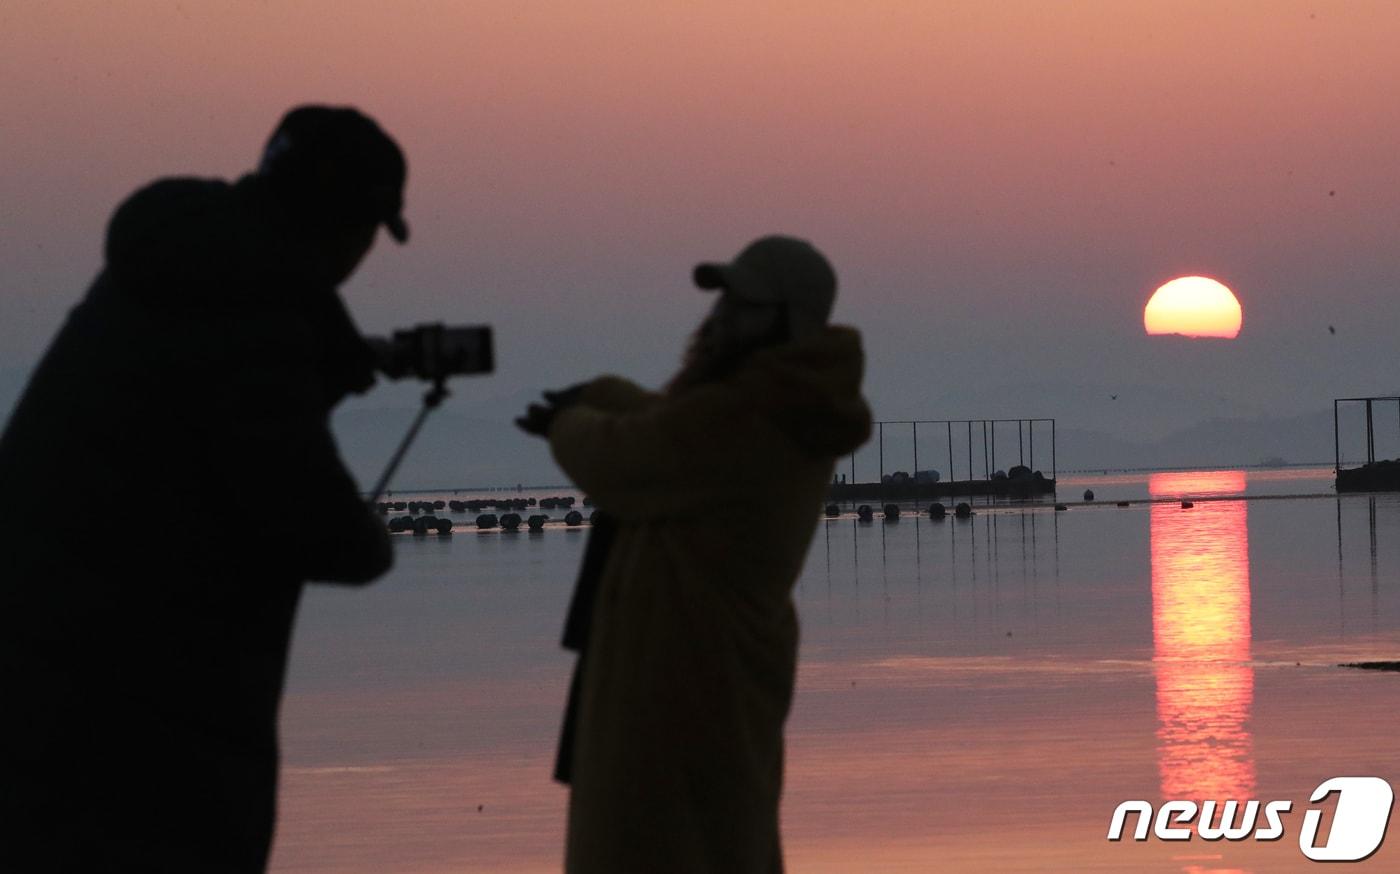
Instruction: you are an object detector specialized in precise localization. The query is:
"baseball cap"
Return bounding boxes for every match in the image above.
[693,235,837,340]
[258,105,409,243]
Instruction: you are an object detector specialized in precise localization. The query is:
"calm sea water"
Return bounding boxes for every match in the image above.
[270,468,1400,873]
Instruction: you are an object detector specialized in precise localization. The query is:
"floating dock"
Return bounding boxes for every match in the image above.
[836,416,1057,502]
[828,477,1055,501]
[1336,461,1400,492]
[1334,396,1400,492]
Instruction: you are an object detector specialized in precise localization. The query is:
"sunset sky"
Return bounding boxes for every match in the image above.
[5,1,1400,472]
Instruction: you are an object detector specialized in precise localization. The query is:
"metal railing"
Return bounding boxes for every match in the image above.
[846,418,1056,484]
[1334,396,1400,471]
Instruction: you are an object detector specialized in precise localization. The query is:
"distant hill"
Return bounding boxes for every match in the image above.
[0,365,1367,488]
[1055,409,1337,471]
[895,380,1268,444]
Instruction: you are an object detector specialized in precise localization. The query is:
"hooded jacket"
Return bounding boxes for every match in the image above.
[549,326,871,874]
[0,175,390,872]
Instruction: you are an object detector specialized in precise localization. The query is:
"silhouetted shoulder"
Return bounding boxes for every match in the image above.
[102,176,265,302]
[104,177,231,261]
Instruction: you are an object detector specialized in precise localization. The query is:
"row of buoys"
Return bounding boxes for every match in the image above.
[386,514,454,535]
[377,495,590,515]
[841,501,975,522]
[451,499,529,513]
[378,499,448,514]
[928,502,972,519]
[473,509,597,530]
[539,496,584,509]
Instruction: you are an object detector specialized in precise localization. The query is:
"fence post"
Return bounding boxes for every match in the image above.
[990,420,996,476]
[947,422,954,485]
[878,422,884,481]
[912,422,919,474]
[1366,399,1375,464]
[982,420,989,479]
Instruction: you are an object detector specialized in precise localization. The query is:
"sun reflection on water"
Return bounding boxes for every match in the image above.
[1150,471,1254,803]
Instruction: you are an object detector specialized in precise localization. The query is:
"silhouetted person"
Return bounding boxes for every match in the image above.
[519,236,872,873]
[0,106,405,872]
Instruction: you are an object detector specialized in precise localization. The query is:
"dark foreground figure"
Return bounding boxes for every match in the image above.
[0,106,403,872]
[522,236,872,873]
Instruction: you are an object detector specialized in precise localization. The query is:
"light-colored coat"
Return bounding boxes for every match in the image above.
[550,327,871,874]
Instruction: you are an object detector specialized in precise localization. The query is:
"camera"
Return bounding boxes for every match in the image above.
[367,323,494,382]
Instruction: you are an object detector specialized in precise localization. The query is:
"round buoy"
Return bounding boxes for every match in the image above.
[883,503,900,521]
[928,502,947,519]
[1083,489,1095,501]
[564,510,584,526]
[501,513,522,531]
[527,514,547,531]
[435,518,453,535]
[954,502,972,518]
[588,510,601,525]
[856,504,874,522]
[824,503,840,517]
[1181,500,1194,509]
[475,513,499,530]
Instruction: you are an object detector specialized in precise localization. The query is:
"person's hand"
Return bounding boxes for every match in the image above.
[516,402,557,437]
[542,383,586,409]
[515,383,589,438]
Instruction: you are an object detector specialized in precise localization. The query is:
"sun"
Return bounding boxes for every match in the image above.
[1144,276,1242,339]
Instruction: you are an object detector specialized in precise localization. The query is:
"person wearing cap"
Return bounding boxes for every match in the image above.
[0,105,405,871]
[519,236,872,873]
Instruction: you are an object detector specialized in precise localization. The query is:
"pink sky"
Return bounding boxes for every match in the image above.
[5,1,1400,428]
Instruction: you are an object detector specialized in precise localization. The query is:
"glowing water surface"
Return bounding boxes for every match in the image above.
[272,469,1400,873]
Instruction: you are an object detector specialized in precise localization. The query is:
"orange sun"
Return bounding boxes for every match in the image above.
[1144,276,1242,339]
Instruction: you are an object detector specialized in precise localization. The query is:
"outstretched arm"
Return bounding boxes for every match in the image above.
[548,378,758,520]
[209,360,392,586]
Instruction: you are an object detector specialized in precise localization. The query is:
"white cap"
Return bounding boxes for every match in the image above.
[693,235,837,340]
